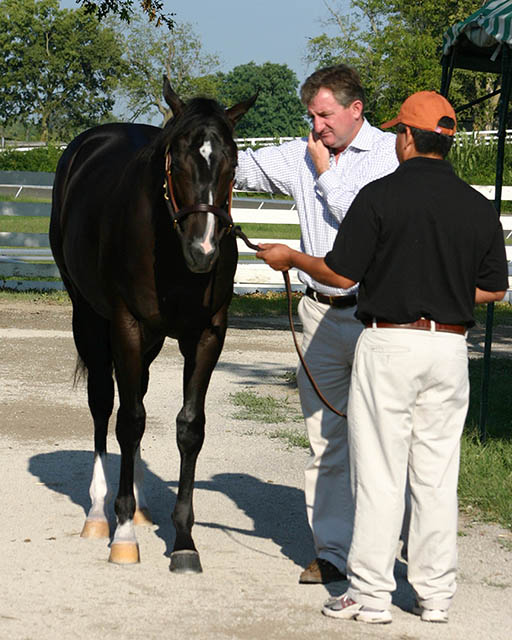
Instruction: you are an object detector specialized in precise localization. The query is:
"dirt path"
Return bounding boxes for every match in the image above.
[1,301,511,640]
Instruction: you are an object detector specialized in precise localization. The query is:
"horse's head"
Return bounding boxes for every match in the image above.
[161,78,256,273]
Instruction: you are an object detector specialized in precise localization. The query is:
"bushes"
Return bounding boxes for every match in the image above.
[0,145,62,172]
[0,137,511,183]
[450,135,512,184]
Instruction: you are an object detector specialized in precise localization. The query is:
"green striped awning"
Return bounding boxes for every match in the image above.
[443,0,512,56]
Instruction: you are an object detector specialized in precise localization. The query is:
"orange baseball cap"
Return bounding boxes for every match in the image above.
[381,91,456,135]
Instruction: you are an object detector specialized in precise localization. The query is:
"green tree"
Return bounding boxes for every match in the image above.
[306,1,496,129]
[77,0,174,28]
[218,62,308,138]
[0,0,125,141]
[118,16,222,122]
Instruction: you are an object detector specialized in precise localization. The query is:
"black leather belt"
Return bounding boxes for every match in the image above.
[306,287,357,308]
[365,319,466,335]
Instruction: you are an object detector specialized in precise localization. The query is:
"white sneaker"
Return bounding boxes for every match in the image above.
[356,606,392,624]
[413,603,448,623]
[322,593,362,619]
[322,593,392,624]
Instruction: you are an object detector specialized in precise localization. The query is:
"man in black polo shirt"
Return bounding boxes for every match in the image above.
[256,91,508,625]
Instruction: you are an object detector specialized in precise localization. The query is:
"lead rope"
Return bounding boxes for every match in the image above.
[232,225,347,419]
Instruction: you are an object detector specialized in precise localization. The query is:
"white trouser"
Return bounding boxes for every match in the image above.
[346,326,469,611]
[297,295,362,572]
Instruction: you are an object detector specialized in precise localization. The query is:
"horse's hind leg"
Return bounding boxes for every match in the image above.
[72,297,115,539]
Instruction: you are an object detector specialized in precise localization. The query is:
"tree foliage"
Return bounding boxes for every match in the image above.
[76,0,174,28]
[0,0,125,140]
[217,62,308,138]
[118,17,222,122]
[306,1,498,129]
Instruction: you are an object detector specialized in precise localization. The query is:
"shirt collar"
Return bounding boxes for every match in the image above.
[346,118,374,152]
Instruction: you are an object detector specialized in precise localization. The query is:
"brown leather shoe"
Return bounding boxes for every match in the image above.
[299,558,347,584]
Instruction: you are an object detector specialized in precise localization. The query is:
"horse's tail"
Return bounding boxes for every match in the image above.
[73,355,87,389]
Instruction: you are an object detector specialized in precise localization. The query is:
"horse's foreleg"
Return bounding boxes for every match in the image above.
[170,321,226,573]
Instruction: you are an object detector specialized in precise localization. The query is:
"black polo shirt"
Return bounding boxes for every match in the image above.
[325,156,509,327]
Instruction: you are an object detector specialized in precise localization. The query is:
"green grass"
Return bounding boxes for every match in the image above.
[473,302,512,326]
[0,215,50,233]
[236,223,299,239]
[269,428,309,449]
[229,291,301,316]
[230,389,302,423]
[459,432,512,530]
[0,194,51,203]
[459,357,512,529]
[0,216,300,240]
[0,289,69,304]
[466,358,511,439]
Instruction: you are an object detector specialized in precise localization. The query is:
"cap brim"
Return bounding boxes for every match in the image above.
[380,116,400,129]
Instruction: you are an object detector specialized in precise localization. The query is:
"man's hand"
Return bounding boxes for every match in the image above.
[256,242,357,290]
[256,243,293,271]
[307,131,330,175]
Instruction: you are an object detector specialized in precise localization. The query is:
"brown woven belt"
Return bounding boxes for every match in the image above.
[306,287,357,308]
[365,318,466,335]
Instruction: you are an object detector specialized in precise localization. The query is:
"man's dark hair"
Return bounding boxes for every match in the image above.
[300,64,365,109]
[396,117,455,158]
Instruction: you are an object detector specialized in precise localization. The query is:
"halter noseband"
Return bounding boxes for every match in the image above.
[163,150,234,231]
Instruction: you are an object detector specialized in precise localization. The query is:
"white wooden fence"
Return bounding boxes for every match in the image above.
[0,174,303,293]
[0,175,511,298]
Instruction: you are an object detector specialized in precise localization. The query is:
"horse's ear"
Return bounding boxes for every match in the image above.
[163,75,184,116]
[225,91,259,126]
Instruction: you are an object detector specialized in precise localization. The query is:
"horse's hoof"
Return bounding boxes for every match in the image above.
[108,542,140,564]
[169,550,203,574]
[80,519,109,538]
[133,507,153,526]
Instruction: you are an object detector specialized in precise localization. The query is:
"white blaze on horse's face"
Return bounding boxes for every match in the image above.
[193,193,216,257]
[199,139,213,168]
[191,136,217,258]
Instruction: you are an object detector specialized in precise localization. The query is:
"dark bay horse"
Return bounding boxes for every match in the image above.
[49,79,255,573]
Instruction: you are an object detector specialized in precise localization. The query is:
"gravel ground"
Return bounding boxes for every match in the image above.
[1,301,511,640]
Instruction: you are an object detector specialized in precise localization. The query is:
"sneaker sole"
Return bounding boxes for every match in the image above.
[421,612,448,623]
[322,604,361,619]
[356,610,392,624]
[413,606,448,623]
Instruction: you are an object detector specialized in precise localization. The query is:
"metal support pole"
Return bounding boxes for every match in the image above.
[478,44,512,442]
[440,50,456,98]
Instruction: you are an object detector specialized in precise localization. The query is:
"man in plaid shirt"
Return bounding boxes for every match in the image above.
[236,65,398,584]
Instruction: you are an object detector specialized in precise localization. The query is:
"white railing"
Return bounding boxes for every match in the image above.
[236,131,512,149]
[0,193,303,293]
[0,180,511,297]
[7,130,512,154]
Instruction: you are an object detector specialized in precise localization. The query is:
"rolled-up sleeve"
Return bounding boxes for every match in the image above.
[477,222,509,291]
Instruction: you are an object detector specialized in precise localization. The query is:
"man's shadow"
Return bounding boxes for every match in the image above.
[28,451,313,569]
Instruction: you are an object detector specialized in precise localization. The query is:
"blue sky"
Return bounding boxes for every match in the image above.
[60,0,352,85]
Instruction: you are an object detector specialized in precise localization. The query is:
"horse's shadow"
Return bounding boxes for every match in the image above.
[27,450,312,569]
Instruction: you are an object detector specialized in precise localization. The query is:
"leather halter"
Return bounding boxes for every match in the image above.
[163,151,234,231]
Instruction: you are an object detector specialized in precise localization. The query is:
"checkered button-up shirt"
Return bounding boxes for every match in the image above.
[236,119,399,295]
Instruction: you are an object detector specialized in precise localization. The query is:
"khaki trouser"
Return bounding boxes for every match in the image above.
[346,326,469,611]
[297,295,362,572]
